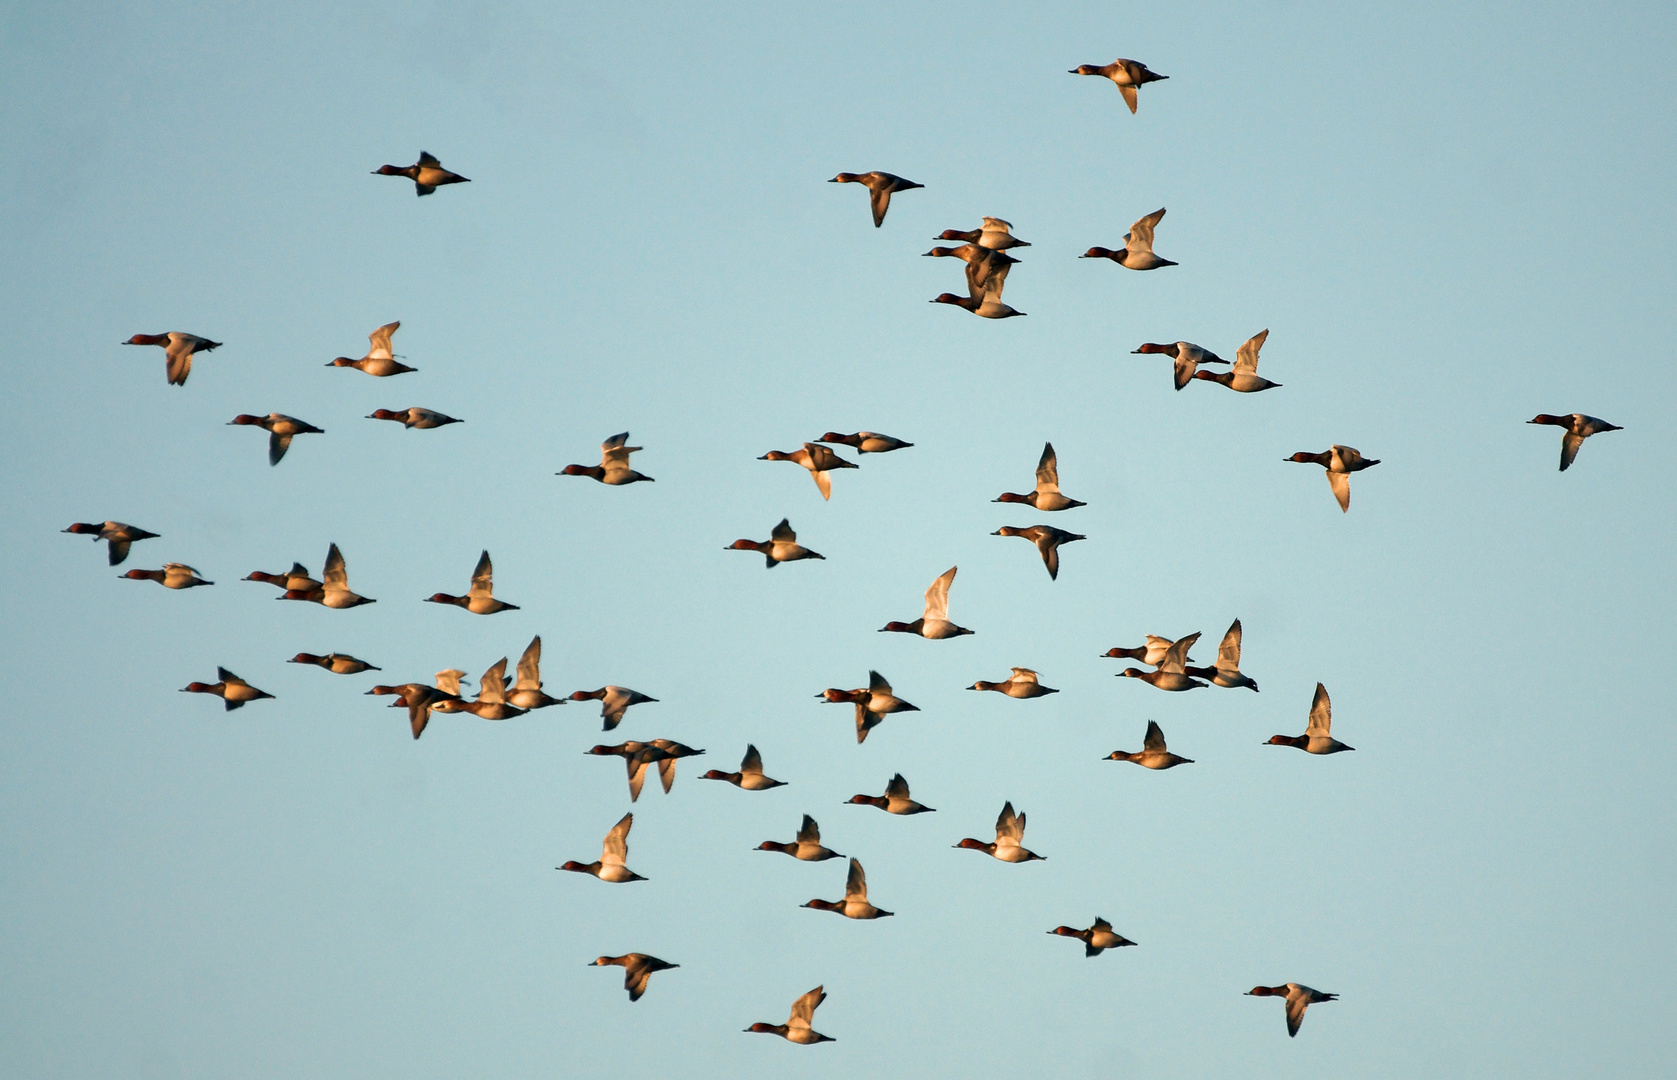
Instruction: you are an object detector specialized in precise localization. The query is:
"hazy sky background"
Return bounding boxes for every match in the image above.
[3,2,1675,1077]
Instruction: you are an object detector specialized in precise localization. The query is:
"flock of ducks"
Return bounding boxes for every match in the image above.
[76,50,1630,1051]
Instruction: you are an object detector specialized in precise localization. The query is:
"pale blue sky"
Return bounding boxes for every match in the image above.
[3,2,1675,1077]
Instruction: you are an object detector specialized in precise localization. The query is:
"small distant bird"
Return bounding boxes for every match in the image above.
[506,635,564,710]
[1527,413,1622,471]
[228,413,324,466]
[993,524,1085,580]
[802,857,893,920]
[372,151,470,196]
[280,543,375,608]
[879,566,974,638]
[746,985,835,1044]
[1082,208,1176,269]
[1049,917,1137,956]
[955,801,1045,862]
[757,814,843,861]
[1285,445,1380,512]
[847,773,935,815]
[430,658,528,720]
[1132,340,1228,391]
[700,744,787,790]
[933,217,1032,250]
[425,550,519,614]
[727,518,824,568]
[585,741,671,802]
[1185,618,1259,691]
[560,432,654,485]
[829,171,922,227]
[1069,58,1169,113]
[817,671,919,744]
[1116,633,1208,691]
[923,243,1020,300]
[1267,683,1355,754]
[367,407,461,429]
[929,291,1026,319]
[1105,720,1194,769]
[244,563,320,591]
[816,431,913,454]
[62,521,159,566]
[758,442,857,501]
[122,332,221,386]
[558,812,646,882]
[180,667,273,710]
[590,954,678,1002]
[288,652,380,675]
[969,667,1059,698]
[327,321,414,377]
[994,442,1085,510]
[1195,330,1281,393]
[1101,635,1197,667]
[121,563,213,589]
[1247,983,1338,1037]
[570,686,657,731]
[365,681,461,739]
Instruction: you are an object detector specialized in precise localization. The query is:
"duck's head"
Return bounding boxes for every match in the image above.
[953,838,991,851]
[828,173,859,184]
[180,682,214,693]
[1081,246,1117,259]
[1285,451,1326,464]
[726,539,766,552]
[227,414,264,426]
[122,333,167,345]
[1527,414,1568,426]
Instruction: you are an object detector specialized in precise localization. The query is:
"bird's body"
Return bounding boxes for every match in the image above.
[728,518,824,567]
[969,667,1059,698]
[505,635,564,710]
[955,801,1044,862]
[426,549,519,614]
[1049,917,1137,956]
[180,667,273,710]
[1185,618,1258,691]
[700,744,786,789]
[746,985,834,1043]
[122,332,221,386]
[1133,340,1228,391]
[830,171,922,227]
[880,566,974,638]
[558,812,646,882]
[1528,413,1622,471]
[1117,633,1208,691]
[758,814,843,861]
[1194,330,1280,393]
[1083,208,1175,269]
[327,322,414,376]
[280,543,375,607]
[1247,983,1338,1037]
[289,652,379,675]
[570,686,657,731]
[817,670,919,743]
[1267,683,1355,754]
[373,151,469,195]
[561,432,654,484]
[1069,58,1169,113]
[803,858,892,919]
[590,954,677,1002]
[758,443,857,500]
[63,521,159,566]
[367,407,460,428]
[1285,445,1380,512]
[1106,720,1194,769]
[994,442,1085,510]
[847,773,935,815]
[993,525,1085,580]
[121,562,212,589]
[227,413,324,466]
